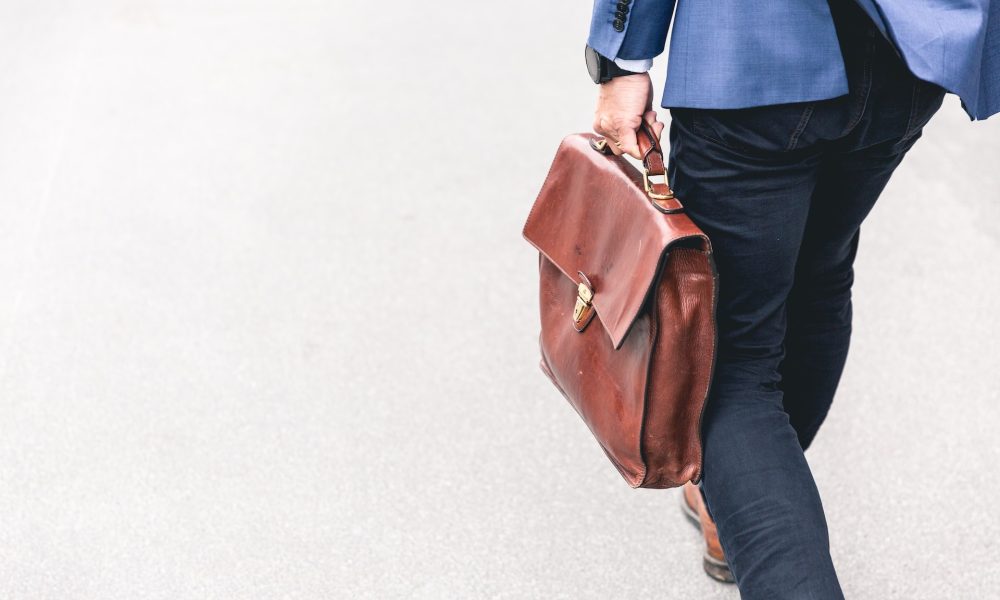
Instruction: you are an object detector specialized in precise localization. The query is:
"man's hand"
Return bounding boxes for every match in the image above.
[593,72,665,159]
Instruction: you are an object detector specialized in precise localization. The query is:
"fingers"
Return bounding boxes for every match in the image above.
[593,117,642,158]
[593,116,622,156]
[615,126,641,159]
[643,110,665,140]
[593,114,663,159]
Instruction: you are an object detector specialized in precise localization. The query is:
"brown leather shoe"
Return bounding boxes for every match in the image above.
[681,482,735,583]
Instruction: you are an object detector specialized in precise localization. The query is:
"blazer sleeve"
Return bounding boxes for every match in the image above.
[586,0,677,60]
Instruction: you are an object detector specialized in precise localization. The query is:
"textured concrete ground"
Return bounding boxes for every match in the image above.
[0,1,997,598]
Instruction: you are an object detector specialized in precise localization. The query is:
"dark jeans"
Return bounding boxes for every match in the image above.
[666,0,946,597]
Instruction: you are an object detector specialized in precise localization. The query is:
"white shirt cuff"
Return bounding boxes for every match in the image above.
[614,57,653,73]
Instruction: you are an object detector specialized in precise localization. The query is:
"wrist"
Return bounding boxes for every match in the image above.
[598,71,651,93]
[586,45,643,84]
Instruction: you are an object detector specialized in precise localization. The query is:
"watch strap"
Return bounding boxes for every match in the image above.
[604,59,640,80]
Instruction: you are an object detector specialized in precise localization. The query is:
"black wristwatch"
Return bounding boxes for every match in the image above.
[585,45,640,84]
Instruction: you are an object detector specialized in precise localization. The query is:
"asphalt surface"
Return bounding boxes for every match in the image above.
[0,1,998,598]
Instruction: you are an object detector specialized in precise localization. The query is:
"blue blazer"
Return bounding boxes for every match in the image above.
[588,0,1000,120]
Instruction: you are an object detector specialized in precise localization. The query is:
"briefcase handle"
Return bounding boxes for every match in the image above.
[589,122,684,214]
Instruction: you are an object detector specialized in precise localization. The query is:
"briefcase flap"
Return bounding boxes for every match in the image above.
[522,133,709,350]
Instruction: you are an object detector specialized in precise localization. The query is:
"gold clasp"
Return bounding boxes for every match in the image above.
[573,280,596,332]
[643,168,675,200]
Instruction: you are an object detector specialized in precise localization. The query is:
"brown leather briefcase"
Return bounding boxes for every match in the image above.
[522,123,718,489]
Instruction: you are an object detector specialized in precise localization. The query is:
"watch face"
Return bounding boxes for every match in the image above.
[585,46,603,83]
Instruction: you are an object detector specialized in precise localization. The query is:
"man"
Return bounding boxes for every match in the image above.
[584,0,998,597]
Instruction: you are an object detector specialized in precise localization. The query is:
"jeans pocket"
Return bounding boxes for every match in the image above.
[671,101,818,155]
[901,79,947,142]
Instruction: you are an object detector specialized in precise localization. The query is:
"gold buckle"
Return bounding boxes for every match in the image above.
[573,282,595,332]
[643,168,675,200]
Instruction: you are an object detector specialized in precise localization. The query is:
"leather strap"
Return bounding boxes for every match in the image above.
[636,122,682,212]
[635,121,665,176]
[588,122,683,213]
[588,122,668,179]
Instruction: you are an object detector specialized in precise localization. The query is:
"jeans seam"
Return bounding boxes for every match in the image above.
[786,104,816,151]
[840,32,876,137]
[901,80,924,142]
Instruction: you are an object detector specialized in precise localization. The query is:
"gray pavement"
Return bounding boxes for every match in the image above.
[0,1,998,598]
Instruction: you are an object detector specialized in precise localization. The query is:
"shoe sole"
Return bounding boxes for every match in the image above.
[679,490,736,584]
[703,554,736,584]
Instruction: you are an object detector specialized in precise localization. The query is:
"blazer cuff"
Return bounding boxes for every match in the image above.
[587,0,676,61]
